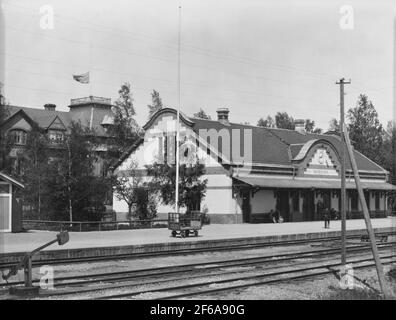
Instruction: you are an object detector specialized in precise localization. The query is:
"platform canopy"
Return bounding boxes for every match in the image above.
[234,176,396,190]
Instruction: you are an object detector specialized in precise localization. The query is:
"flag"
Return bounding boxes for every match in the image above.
[72,72,89,84]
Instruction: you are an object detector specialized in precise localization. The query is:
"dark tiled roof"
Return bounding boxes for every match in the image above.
[3,104,113,138]
[190,118,386,173]
[5,105,70,129]
[191,118,291,166]
[100,107,387,174]
[267,129,385,172]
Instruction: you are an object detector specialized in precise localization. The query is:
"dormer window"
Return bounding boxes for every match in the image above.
[9,129,27,145]
[48,130,64,142]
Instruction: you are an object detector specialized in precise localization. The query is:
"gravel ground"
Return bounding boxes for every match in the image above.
[189,264,396,300]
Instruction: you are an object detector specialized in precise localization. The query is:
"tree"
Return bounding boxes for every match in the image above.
[147,90,163,118]
[105,82,142,175]
[382,121,395,182]
[347,94,384,164]
[304,119,322,134]
[0,97,11,172]
[328,118,340,132]
[20,125,50,219]
[305,119,315,132]
[147,162,207,212]
[193,108,211,120]
[312,128,323,134]
[47,122,109,221]
[110,82,140,151]
[113,161,158,220]
[0,101,7,124]
[257,116,275,128]
[275,112,295,130]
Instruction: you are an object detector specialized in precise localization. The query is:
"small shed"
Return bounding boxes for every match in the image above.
[0,172,24,232]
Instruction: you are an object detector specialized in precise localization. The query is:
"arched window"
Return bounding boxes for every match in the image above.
[8,129,27,145]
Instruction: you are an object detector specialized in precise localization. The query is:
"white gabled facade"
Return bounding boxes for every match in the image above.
[112,110,244,222]
[112,108,395,224]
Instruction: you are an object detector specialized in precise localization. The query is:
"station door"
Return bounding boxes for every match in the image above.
[241,189,251,223]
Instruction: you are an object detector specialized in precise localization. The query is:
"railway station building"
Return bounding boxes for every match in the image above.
[112,108,396,223]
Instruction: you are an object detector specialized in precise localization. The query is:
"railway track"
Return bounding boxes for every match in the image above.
[1,232,393,270]
[153,255,396,300]
[90,252,396,300]
[3,241,393,300]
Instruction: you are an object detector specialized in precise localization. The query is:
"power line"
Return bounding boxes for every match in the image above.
[3,65,342,115]
[1,2,351,81]
[1,60,335,107]
[3,0,392,95]
[3,77,340,124]
[2,2,390,121]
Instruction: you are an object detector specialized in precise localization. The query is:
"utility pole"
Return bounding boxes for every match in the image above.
[336,77,350,266]
[343,123,392,298]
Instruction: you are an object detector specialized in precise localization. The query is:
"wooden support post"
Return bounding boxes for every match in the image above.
[24,257,32,287]
[343,124,392,298]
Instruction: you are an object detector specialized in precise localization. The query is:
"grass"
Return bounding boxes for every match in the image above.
[387,268,396,281]
[322,286,383,300]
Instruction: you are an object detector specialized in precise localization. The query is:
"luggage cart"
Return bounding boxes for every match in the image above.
[168,212,202,238]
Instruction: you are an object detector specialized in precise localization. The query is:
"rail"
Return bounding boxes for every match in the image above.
[22,219,168,232]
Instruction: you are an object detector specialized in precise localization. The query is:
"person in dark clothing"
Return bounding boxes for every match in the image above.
[323,208,331,229]
[274,209,280,223]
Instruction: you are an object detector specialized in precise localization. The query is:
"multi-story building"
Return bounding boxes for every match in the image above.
[1,96,115,176]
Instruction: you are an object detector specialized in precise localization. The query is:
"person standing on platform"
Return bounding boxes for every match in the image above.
[323,207,331,229]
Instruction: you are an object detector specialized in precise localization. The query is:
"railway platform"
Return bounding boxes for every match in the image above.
[0,217,395,264]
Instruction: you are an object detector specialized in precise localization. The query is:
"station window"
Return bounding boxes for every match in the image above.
[164,134,168,163]
[292,191,299,212]
[163,134,177,164]
[375,192,380,210]
[350,192,358,211]
[364,192,370,210]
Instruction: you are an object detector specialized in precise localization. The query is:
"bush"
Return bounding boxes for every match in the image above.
[201,213,211,225]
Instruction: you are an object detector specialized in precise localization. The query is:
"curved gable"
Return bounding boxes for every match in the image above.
[143,108,195,130]
[293,140,341,178]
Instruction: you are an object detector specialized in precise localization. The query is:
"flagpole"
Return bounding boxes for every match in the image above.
[89,42,93,97]
[175,5,181,214]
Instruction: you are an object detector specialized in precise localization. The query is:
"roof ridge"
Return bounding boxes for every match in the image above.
[7,105,70,114]
[263,127,292,146]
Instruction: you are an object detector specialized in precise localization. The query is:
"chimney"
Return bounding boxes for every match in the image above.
[294,119,306,133]
[217,107,230,125]
[44,103,56,111]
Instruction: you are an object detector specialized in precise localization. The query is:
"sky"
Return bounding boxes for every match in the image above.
[1,0,395,131]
